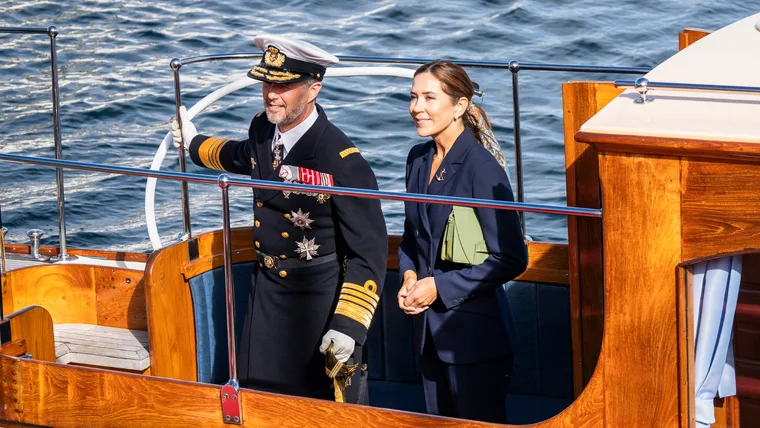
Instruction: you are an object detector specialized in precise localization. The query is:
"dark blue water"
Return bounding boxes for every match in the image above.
[0,1,757,252]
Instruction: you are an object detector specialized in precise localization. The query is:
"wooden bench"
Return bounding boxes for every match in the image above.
[54,324,150,373]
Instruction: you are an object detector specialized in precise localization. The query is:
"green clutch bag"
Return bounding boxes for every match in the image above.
[441,206,489,266]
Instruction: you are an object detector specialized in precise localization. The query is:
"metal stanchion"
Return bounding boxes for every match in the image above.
[217,174,242,425]
[509,61,525,234]
[171,59,192,241]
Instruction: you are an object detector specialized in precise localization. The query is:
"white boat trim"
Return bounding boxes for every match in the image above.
[580,12,760,144]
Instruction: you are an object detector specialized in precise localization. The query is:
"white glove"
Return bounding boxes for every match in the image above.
[170,105,198,149]
[319,329,355,363]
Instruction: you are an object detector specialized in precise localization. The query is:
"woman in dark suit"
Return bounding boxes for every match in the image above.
[397,60,528,423]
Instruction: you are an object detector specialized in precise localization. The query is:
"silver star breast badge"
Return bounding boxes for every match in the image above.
[295,237,320,260]
[290,208,314,230]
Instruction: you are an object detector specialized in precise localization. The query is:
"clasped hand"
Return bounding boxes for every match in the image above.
[397,274,438,315]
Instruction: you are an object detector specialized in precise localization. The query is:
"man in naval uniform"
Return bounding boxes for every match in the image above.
[171,35,387,403]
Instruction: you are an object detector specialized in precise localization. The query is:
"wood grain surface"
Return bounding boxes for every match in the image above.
[563,81,622,396]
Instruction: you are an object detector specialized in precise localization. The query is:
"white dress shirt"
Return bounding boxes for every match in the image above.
[272,107,319,159]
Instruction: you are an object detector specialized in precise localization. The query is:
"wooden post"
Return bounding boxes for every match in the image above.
[563,82,623,396]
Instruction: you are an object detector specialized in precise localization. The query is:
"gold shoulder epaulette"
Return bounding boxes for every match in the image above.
[339,147,360,159]
[255,111,264,118]
[334,280,379,329]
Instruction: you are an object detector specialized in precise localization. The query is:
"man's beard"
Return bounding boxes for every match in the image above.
[265,98,307,125]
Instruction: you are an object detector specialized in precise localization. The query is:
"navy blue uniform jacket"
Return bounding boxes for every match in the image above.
[398,128,527,365]
[188,104,387,345]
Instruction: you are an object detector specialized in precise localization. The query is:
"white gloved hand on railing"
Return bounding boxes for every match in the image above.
[319,329,355,363]
[170,105,198,149]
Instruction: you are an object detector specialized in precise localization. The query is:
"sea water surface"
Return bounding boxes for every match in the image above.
[0,1,757,252]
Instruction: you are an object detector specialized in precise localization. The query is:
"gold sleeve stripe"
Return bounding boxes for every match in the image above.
[339,294,375,313]
[210,138,227,171]
[343,283,380,304]
[335,304,373,329]
[341,288,378,309]
[339,147,360,158]
[334,280,379,328]
[197,138,215,168]
[198,137,228,171]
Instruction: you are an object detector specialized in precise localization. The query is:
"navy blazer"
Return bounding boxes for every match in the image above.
[398,128,528,364]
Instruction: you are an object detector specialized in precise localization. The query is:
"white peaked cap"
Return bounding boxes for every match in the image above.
[254,34,339,68]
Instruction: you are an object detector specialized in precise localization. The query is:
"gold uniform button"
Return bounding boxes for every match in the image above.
[256,202,264,207]
[255,241,260,249]
[279,270,287,278]
[284,213,291,219]
[255,220,260,228]
[281,232,289,239]
[279,255,287,259]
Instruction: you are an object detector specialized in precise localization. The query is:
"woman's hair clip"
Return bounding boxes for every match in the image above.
[472,81,485,98]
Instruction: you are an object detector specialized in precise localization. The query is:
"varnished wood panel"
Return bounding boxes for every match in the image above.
[94,267,147,331]
[563,81,623,396]
[2,306,56,362]
[3,243,148,262]
[538,352,605,428]
[735,303,760,381]
[677,32,715,428]
[679,267,695,428]
[679,28,712,51]
[739,253,760,305]
[182,248,257,280]
[712,396,740,428]
[515,241,569,285]
[737,251,760,427]
[389,236,570,285]
[144,227,255,381]
[682,159,760,261]
[740,397,759,428]
[0,339,26,357]
[575,132,760,163]
[0,353,605,428]
[3,265,97,325]
[2,264,145,331]
[598,153,682,427]
[388,236,401,271]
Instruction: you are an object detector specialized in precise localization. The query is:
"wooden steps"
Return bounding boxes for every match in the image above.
[54,324,150,372]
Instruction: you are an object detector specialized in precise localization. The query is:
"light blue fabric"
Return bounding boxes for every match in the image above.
[692,256,741,428]
[187,262,253,385]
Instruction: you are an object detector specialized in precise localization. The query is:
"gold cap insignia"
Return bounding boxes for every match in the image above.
[264,46,286,68]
